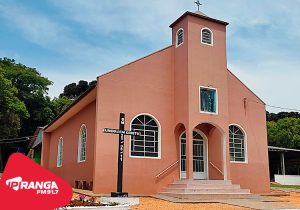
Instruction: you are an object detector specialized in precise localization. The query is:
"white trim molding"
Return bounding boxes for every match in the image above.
[129,113,162,160]
[57,137,63,167]
[229,123,248,164]
[179,131,187,179]
[77,124,87,163]
[201,27,214,46]
[222,135,228,180]
[199,86,218,115]
[176,28,184,48]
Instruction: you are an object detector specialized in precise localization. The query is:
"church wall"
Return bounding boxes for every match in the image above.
[46,101,96,188]
[228,71,270,193]
[208,127,224,180]
[93,46,178,194]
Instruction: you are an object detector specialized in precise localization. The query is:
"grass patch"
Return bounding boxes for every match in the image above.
[271,183,300,189]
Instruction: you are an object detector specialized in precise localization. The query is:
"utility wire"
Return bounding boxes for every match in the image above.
[265,105,300,112]
[0,135,37,142]
[246,99,300,112]
[0,139,32,144]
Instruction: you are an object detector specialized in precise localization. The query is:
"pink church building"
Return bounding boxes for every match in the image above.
[41,11,270,197]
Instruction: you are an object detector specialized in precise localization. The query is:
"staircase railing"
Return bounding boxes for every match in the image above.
[209,162,224,176]
[155,160,179,179]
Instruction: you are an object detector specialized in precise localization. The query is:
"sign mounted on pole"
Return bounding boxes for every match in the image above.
[102,113,141,197]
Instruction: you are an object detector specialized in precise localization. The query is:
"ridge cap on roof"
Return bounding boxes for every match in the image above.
[169,11,229,28]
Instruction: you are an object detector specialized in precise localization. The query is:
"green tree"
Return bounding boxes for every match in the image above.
[0,58,53,136]
[266,111,300,122]
[50,96,72,117]
[60,80,96,99]
[0,67,29,138]
[267,117,300,149]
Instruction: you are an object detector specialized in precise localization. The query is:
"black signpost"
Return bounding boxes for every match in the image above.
[103,112,141,197]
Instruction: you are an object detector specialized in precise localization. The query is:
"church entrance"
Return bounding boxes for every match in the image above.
[180,130,208,180]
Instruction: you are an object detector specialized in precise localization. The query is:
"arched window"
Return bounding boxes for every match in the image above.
[130,114,160,158]
[176,28,184,47]
[201,28,213,45]
[57,137,63,167]
[78,124,87,162]
[229,125,247,162]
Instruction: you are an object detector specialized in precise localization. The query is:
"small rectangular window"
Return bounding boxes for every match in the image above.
[199,87,217,113]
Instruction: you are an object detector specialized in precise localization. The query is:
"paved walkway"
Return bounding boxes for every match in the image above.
[218,198,297,210]
[152,194,298,210]
[272,187,300,193]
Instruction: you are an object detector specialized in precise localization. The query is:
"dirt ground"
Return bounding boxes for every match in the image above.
[274,191,300,208]
[71,190,300,210]
[132,197,249,210]
[132,190,300,210]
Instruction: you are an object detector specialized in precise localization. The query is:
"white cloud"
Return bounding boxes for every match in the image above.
[49,0,192,44]
[44,69,97,98]
[229,60,300,113]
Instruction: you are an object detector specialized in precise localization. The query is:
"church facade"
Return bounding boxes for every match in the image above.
[41,11,270,194]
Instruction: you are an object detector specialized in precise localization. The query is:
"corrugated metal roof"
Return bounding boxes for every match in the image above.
[268,146,300,152]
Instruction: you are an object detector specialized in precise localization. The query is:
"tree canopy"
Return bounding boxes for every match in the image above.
[267,117,300,149]
[0,67,29,138]
[0,58,54,137]
[267,111,300,122]
[60,80,96,100]
[0,58,97,139]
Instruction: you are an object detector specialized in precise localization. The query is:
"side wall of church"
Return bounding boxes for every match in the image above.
[228,71,270,193]
[45,101,96,188]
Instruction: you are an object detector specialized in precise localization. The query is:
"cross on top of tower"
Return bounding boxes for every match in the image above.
[194,0,202,11]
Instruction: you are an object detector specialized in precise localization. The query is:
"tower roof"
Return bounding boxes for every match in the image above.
[169,11,229,28]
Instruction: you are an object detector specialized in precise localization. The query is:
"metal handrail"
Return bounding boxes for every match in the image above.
[209,162,224,175]
[155,160,179,179]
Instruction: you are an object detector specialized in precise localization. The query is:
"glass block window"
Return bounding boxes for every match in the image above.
[78,124,87,162]
[176,28,184,47]
[131,115,159,158]
[57,138,63,167]
[229,125,246,162]
[200,87,217,113]
[201,28,213,45]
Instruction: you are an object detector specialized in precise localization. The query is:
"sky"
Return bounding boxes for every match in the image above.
[0,0,299,113]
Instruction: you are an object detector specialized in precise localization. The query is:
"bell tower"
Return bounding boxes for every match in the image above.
[171,10,229,127]
[171,10,230,179]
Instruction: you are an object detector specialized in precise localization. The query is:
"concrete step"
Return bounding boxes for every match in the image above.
[159,179,253,200]
[159,192,255,200]
[163,188,250,194]
[167,183,241,189]
[172,180,232,185]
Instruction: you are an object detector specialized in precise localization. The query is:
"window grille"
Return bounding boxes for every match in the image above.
[176,28,184,47]
[229,125,246,162]
[78,125,87,162]
[131,115,159,158]
[57,138,63,167]
[202,29,213,45]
